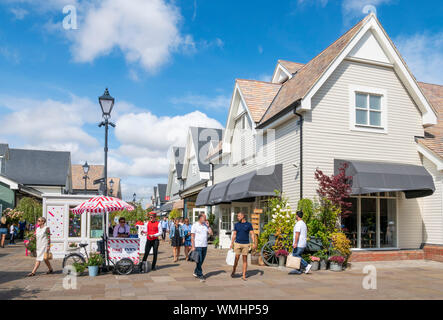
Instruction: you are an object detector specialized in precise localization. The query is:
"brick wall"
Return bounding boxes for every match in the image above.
[423,245,443,263]
[348,245,443,262]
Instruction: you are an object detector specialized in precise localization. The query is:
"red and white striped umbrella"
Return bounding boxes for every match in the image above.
[71,196,134,215]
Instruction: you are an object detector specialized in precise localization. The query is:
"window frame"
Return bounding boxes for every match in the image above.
[349,85,387,134]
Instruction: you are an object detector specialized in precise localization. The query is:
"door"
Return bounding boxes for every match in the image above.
[219,205,232,249]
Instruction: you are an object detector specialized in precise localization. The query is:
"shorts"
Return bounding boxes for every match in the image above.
[184,239,192,247]
[0,228,7,235]
[234,242,250,256]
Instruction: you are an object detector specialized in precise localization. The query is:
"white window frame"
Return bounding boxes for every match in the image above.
[349,85,387,134]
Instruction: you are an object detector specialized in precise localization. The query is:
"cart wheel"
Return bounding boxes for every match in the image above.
[261,240,279,267]
[62,253,86,275]
[115,258,134,275]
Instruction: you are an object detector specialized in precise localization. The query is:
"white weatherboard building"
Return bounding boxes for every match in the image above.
[165,14,443,254]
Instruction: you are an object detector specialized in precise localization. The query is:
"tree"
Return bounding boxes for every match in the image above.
[15,197,42,224]
[314,163,353,221]
[169,209,182,220]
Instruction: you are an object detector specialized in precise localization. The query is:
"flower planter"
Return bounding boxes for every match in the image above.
[278,256,286,267]
[320,259,328,270]
[329,262,343,272]
[311,261,320,271]
[88,266,99,277]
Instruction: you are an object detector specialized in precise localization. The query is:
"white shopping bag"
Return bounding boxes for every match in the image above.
[226,249,235,266]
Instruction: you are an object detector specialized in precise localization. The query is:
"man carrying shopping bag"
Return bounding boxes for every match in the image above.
[191,213,213,282]
[288,211,312,275]
[230,212,256,281]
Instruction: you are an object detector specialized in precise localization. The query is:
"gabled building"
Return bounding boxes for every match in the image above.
[151,183,167,211]
[197,13,442,253]
[71,164,122,199]
[179,127,223,221]
[163,147,185,214]
[0,144,72,211]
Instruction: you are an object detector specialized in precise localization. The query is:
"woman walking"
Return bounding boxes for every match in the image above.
[0,217,7,248]
[169,219,184,262]
[27,217,53,276]
[183,218,192,261]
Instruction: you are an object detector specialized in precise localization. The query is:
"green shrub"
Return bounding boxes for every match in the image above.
[87,252,104,267]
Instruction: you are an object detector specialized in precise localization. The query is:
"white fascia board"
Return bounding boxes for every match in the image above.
[0,175,19,189]
[271,63,292,84]
[300,14,437,126]
[222,83,256,156]
[181,131,194,180]
[418,144,443,171]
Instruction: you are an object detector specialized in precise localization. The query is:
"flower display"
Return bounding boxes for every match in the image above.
[275,249,289,257]
[328,256,345,264]
[310,256,320,262]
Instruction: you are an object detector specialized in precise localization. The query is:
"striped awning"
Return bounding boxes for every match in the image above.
[71,196,134,214]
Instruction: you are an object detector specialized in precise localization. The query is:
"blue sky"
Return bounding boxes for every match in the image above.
[0,0,441,203]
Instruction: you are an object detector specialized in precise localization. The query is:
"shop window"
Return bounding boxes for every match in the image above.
[90,213,103,238]
[380,199,397,248]
[342,198,358,248]
[68,209,81,238]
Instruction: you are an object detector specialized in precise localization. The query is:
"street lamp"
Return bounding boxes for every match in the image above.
[109,179,114,197]
[133,193,136,203]
[98,88,116,196]
[82,161,90,192]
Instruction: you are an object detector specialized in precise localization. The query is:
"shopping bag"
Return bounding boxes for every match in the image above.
[44,252,53,261]
[226,249,235,266]
[286,255,301,269]
[189,250,199,263]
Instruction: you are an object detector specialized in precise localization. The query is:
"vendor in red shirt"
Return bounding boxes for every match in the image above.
[139,212,162,272]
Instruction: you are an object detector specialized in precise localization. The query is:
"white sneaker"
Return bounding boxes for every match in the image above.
[305,264,312,274]
[193,273,198,278]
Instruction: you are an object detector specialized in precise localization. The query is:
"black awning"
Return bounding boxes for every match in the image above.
[195,185,215,206]
[160,202,173,212]
[226,164,282,201]
[335,159,435,199]
[207,178,234,205]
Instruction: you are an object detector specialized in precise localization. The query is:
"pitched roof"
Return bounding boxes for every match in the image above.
[190,127,223,172]
[259,14,371,125]
[206,140,222,160]
[278,60,305,74]
[236,79,282,123]
[2,148,70,186]
[418,82,443,158]
[157,183,167,202]
[173,147,185,179]
[71,164,104,190]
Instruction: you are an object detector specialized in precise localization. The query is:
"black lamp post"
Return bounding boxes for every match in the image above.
[82,161,90,192]
[133,193,136,203]
[98,88,115,197]
[109,179,114,197]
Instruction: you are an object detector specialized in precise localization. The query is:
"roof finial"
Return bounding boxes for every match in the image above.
[363,4,377,17]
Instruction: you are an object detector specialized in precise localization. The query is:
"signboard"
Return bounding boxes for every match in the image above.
[251,209,263,235]
[107,238,140,264]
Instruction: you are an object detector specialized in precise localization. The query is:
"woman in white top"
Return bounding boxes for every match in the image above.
[27,217,53,277]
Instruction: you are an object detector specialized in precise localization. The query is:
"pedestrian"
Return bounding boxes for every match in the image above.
[18,219,26,240]
[191,213,213,282]
[230,212,256,281]
[161,216,169,241]
[170,219,185,262]
[183,218,192,261]
[0,217,7,248]
[27,217,53,276]
[139,212,162,272]
[288,211,312,275]
[9,223,16,244]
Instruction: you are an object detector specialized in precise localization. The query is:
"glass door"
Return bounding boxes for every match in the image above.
[360,198,377,248]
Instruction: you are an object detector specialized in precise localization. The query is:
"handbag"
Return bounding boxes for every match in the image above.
[226,249,235,266]
[286,255,301,269]
[189,250,200,263]
[44,252,53,260]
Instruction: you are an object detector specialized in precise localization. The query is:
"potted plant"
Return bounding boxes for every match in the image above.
[73,262,87,275]
[316,249,328,270]
[87,252,104,277]
[275,249,289,267]
[328,256,345,271]
[310,256,320,271]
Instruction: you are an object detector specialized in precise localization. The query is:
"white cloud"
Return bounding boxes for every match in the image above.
[9,7,28,19]
[395,32,443,84]
[342,0,392,24]
[0,47,20,64]
[69,0,194,73]
[170,94,230,111]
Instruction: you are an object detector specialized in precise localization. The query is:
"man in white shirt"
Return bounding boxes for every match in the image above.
[191,213,213,282]
[289,211,312,275]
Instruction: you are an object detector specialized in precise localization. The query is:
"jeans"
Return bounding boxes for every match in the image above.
[194,247,207,277]
[9,234,15,244]
[162,228,167,240]
[293,247,308,270]
[142,239,159,269]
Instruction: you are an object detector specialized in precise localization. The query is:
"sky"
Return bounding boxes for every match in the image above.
[0,0,441,204]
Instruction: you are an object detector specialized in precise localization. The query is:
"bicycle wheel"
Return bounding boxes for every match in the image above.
[62,253,86,274]
[261,240,279,267]
[115,258,134,275]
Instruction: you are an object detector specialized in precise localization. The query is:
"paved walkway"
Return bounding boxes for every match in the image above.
[1,241,443,300]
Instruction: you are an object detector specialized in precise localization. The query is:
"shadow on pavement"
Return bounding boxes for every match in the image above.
[0,270,34,285]
[246,269,265,277]
[0,287,42,300]
[156,264,179,270]
[205,270,227,278]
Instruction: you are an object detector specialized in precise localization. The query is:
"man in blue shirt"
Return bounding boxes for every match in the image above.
[160,217,169,241]
[230,212,256,281]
